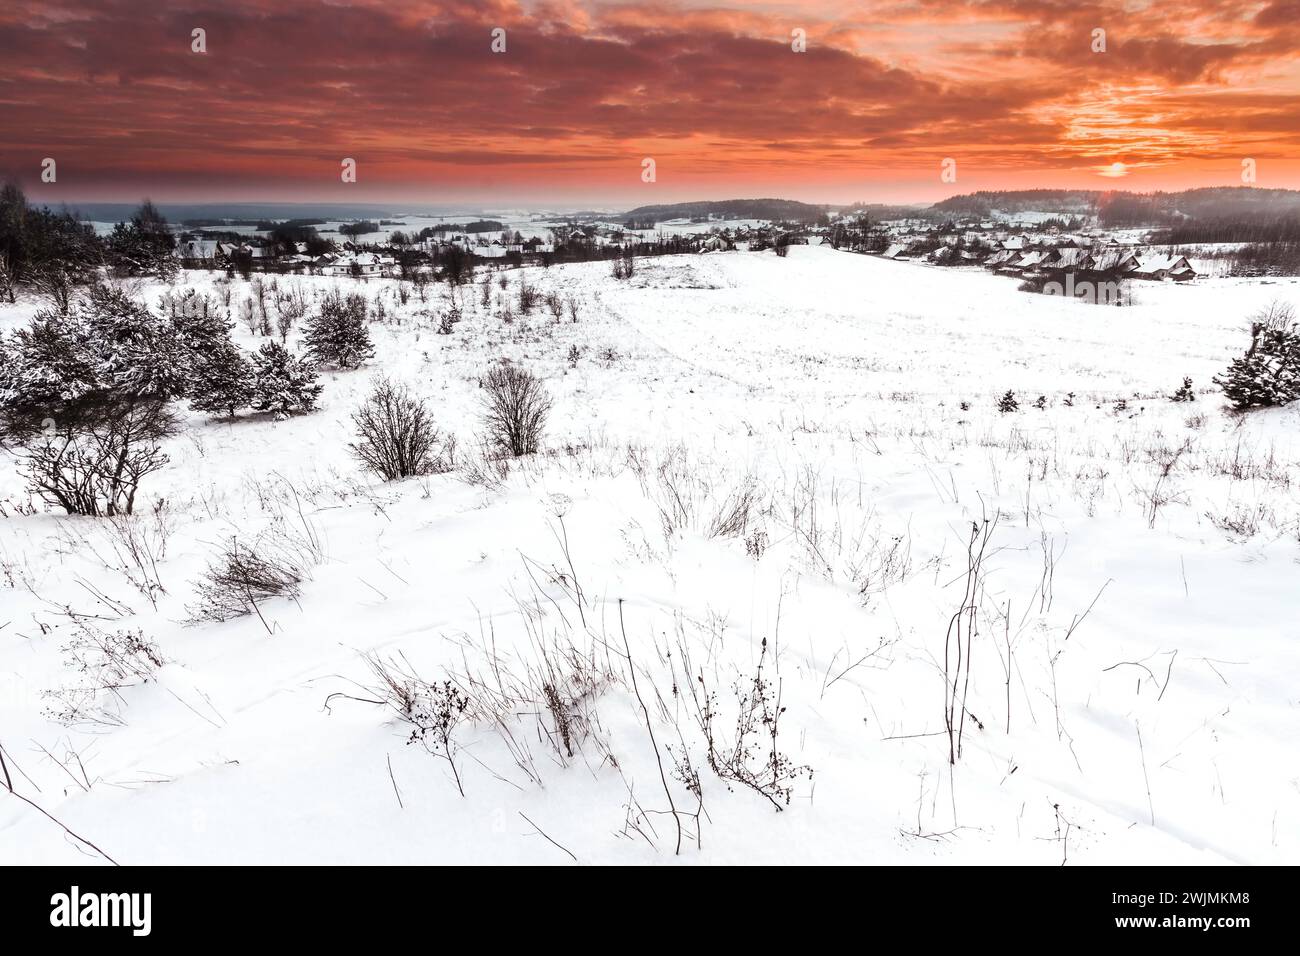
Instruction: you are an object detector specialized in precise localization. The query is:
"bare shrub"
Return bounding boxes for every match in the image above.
[31,265,75,314]
[1206,500,1272,540]
[22,400,177,517]
[544,292,564,321]
[481,364,551,456]
[458,440,512,489]
[350,377,452,481]
[367,655,469,796]
[274,284,309,341]
[611,250,637,280]
[705,477,759,539]
[525,631,611,762]
[42,623,164,727]
[1140,437,1193,528]
[187,528,317,628]
[518,282,540,314]
[685,637,811,810]
[99,509,173,607]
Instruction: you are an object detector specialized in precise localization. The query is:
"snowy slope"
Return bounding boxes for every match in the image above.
[1,246,1297,865]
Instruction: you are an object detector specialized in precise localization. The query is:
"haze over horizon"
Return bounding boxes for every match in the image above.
[3,0,1299,207]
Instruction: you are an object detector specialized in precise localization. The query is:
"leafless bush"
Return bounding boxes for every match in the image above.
[705,478,759,539]
[31,266,75,314]
[525,631,612,763]
[99,509,173,607]
[458,441,512,489]
[685,637,810,810]
[350,377,453,481]
[1206,500,1273,540]
[1140,437,1193,528]
[518,282,540,314]
[1251,298,1296,334]
[544,291,564,321]
[187,527,318,629]
[42,623,164,727]
[611,250,637,280]
[22,400,177,517]
[856,532,913,598]
[481,363,552,456]
[275,284,309,341]
[367,655,470,797]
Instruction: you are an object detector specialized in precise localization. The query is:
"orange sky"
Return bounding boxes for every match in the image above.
[2,0,1298,207]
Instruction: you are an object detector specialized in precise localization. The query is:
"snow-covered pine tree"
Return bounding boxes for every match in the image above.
[190,339,254,419]
[251,341,322,418]
[302,291,373,369]
[166,289,230,354]
[82,285,190,401]
[1214,304,1300,411]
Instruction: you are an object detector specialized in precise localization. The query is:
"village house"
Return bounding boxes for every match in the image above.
[176,239,221,267]
[1132,255,1197,281]
[321,252,384,277]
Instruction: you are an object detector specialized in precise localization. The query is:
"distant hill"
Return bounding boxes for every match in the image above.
[932,190,1101,217]
[1098,187,1300,225]
[841,202,941,222]
[621,198,828,224]
[931,187,1300,225]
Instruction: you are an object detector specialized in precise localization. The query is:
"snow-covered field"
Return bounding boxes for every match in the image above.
[2,245,1298,865]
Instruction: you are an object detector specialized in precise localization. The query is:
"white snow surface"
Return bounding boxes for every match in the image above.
[1,245,1298,865]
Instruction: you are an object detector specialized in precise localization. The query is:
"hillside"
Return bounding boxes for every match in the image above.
[621,198,827,223]
[933,186,1300,225]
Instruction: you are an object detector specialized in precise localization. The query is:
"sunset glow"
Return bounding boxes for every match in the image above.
[2,0,1299,205]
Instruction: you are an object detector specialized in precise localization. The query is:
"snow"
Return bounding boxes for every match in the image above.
[1,245,1298,865]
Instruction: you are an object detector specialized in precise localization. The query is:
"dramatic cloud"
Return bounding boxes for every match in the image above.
[0,0,1297,204]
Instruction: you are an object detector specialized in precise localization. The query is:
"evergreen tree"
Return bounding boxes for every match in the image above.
[303,291,373,369]
[251,341,322,418]
[82,285,189,400]
[106,200,178,280]
[1213,303,1300,411]
[1214,325,1300,410]
[190,339,254,419]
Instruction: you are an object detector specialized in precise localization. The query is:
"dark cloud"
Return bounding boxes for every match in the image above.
[0,0,1296,201]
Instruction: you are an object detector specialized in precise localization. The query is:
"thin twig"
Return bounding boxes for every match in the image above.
[386,753,403,809]
[3,788,120,865]
[618,599,683,854]
[518,811,577,862]
[1136,721,1155,825]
